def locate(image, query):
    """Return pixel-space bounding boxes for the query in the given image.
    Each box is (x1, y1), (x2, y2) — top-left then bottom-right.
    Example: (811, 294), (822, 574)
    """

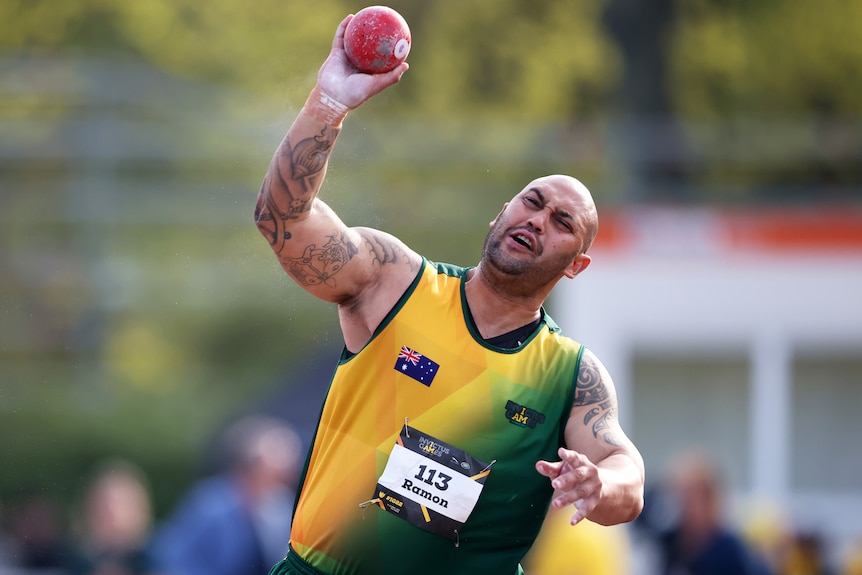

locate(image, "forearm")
(254, 86), (349, 254)
(254, 10), (408, 258)
(587, 452), (645, 526)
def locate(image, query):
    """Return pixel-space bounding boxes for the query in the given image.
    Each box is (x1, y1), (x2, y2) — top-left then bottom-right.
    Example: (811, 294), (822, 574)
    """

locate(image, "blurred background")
(1, 0), (861, 574)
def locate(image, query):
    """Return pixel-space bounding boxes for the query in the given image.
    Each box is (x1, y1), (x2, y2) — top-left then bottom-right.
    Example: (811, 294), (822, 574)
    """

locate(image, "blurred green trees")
(1, 0), (860, 516)
(671, 0), (862, 119)
(5, 0), (861, 121)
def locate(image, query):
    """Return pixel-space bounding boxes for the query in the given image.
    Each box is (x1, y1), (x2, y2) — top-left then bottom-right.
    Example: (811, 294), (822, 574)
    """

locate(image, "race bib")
(369, 425), (491, 540)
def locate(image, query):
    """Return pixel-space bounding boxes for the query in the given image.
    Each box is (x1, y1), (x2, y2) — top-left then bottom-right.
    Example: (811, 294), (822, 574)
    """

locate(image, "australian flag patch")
(394, 346), (439, 387)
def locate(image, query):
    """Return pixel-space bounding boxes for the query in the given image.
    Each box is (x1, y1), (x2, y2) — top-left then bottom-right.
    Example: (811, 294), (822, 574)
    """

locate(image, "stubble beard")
(481, 222), (567, 290)
(483, 234), (532, 276)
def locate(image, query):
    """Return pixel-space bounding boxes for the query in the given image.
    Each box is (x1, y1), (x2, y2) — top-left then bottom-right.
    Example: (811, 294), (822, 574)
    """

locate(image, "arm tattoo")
(254, 185), (294, 253)
(281, 232), (358, 288)
(255, 127), (337, 252)
(291, 128), (334, 194)
(575, 354), (622, 447)
(574, 358), (608, 406)
(360, 229), (420, 271)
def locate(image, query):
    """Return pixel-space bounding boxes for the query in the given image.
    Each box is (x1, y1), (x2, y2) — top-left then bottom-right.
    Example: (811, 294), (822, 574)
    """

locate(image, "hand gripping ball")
(343, 6), (411, 74)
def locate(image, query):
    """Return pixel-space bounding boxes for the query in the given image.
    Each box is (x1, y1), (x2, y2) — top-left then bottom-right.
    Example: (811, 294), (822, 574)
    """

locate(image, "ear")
(563, 254), (591, 279)
(489, 202), (509, 228)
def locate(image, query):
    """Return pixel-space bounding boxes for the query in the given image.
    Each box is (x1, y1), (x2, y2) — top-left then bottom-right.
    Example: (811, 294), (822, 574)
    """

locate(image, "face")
(673, 466), (721, 530)
(482, 175), (595, 286)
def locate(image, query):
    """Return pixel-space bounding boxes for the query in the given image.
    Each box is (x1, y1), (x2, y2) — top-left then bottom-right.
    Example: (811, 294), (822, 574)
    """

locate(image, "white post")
(750, 331), (791, 502)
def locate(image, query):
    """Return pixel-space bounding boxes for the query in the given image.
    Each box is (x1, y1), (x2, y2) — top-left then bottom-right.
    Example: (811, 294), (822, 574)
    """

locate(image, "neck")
(465, 264), (548, 339)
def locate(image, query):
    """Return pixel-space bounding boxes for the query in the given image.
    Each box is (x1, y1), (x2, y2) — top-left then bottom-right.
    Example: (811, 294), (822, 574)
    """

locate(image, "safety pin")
(358, 498), (381, 508)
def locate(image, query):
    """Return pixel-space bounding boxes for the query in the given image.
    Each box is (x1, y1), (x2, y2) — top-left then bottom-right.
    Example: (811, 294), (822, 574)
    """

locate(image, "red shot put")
(343, 6), (411, 74)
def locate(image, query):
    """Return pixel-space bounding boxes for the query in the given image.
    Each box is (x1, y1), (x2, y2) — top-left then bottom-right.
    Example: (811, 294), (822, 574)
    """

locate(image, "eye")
(524, 196), (540, 207)
(555, 217), (574, 233)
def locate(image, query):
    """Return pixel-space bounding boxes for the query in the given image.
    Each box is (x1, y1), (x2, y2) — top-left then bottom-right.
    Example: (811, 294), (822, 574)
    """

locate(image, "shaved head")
(517, 175), (598, 255)
(479, 174), (598, 293)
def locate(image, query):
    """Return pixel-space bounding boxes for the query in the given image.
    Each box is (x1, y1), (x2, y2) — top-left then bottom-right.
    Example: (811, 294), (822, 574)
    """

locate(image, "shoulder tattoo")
(359, 229), (419, 271)
(575, 353), (624, 447)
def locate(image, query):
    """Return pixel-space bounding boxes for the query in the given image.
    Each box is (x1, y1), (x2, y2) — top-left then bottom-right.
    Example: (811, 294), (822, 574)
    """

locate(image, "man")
(151, 417), (301, 575)
(657, 452), (771, 575)
(254, 14), (645, 575)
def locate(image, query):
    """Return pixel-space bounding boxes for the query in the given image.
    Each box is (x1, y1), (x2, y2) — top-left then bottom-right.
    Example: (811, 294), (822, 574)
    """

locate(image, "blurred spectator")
(521, 505), (632, 575)
(842, 538), (862, 575)
(151, 415), (301, 575)
(781, 531), (835, 575)
(656, 451), (772, 575)
(8, 493), (69, 570)
(0, 500), (18, 567)
(741, 500), (791, 575)
(66, 459), (157, 575)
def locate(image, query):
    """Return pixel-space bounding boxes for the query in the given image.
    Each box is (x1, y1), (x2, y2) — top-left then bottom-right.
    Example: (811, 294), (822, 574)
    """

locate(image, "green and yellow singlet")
(284, 259), (584, 575)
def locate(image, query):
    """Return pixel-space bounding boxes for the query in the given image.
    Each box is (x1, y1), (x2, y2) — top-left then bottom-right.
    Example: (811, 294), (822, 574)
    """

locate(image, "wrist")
(303, 85), (350, 127)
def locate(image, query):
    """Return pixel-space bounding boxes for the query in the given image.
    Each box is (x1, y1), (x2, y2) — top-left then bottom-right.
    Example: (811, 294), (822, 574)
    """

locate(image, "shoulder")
(339, 227), (422, 311)
(566, 346), (629, 449)
(539, 313), (586, 363)
(353, 227), (422, 271)
(702, 529), (767, 572)
(710, 528), (754, 554)
(338, 245), (425, 351)
(183, 476), (241, 511)
(425, 259), (470, 278)
(575, 348), (612, 391)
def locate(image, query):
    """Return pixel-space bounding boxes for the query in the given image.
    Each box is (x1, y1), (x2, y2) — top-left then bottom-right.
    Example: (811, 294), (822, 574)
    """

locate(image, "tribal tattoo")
(291, 128), (333, 194)
(575, 354), (624, 447)
(359, 229), (420, 271)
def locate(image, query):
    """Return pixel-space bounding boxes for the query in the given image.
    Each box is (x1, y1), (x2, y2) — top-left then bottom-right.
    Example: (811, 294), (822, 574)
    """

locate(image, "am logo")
(505, 400), (546, 428)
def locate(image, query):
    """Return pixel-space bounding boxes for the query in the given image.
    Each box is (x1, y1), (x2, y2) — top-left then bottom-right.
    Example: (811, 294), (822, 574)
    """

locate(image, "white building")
(555, 206), (862, 563)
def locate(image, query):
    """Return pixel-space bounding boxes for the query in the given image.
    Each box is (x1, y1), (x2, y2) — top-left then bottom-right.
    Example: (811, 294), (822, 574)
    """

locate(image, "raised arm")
(536, 348), (645, 526)
(254, 16), (421, 344)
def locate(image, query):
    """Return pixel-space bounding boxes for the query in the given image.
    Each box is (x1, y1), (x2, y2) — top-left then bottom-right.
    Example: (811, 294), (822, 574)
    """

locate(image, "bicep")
(268, 202), (420, 305)
(268, 199), (364, 302)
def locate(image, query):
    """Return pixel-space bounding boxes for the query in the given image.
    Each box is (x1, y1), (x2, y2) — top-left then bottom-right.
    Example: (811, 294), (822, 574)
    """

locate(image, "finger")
(388, 61), (410, 82)
(556, 465), (600, 499)
(554, 487), (599, 520)
(369, 62), (409, 90)
(551, 461), (588, 491)
(535, 459), (564, 479)
(332, 15), (353, 51)
(558, 447), (586, 468)
(568, 499), (589, 526)
(552, 485), (591, 508)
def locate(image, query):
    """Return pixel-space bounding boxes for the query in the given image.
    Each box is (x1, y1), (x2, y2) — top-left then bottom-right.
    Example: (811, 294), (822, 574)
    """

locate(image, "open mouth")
(511, 232), (534, 251)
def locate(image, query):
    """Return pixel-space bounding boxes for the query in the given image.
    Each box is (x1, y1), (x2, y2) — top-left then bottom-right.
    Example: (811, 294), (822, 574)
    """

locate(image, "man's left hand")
(536, 447), (603, 525)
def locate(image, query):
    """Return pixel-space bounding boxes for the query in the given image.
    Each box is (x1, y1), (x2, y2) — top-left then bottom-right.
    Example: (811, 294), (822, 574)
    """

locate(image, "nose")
(525, 212), (546, 234)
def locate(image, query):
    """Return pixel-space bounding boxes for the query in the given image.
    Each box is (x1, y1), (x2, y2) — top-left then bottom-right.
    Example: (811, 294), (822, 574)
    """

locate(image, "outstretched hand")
(536, 448), (603, 526)
(317, 15), (409, 110)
